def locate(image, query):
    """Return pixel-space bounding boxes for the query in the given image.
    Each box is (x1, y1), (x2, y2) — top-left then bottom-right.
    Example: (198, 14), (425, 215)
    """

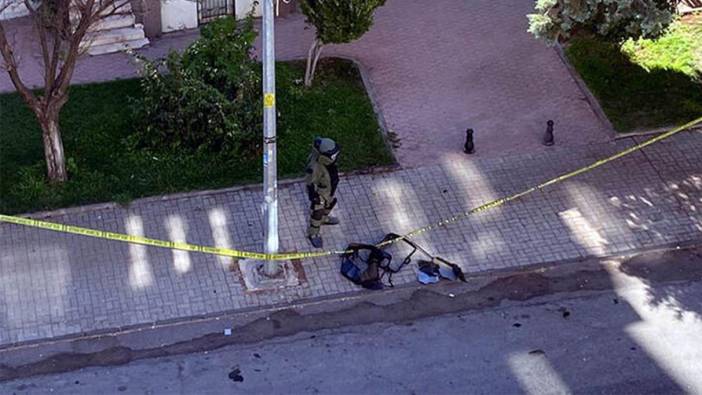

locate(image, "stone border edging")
(8, 57), (401, 220)
(614, 124), (702, 140)
(553, 42), (702, 140)
(552, 42), (617, 136)
(333, 55), (399, 167)
(15, 164), (401, 220)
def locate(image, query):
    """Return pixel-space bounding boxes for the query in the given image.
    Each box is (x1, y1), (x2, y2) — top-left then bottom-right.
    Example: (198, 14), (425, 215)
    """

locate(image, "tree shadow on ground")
(566, 37), (702, 133)
(619, 247), (702, 321)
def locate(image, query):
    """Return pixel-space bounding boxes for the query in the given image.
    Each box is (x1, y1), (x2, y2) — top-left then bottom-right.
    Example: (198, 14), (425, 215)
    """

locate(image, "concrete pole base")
(238, 259), (300, 291)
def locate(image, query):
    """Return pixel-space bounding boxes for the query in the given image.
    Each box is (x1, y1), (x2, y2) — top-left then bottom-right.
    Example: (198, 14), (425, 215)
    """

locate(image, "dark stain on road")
(228, 367), (244, 383)
(2, 245), (701, 382)
(560, 307), (571, 319)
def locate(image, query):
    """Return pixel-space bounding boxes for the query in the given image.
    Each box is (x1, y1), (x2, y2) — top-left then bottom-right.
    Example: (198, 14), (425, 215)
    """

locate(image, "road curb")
(2, 239), (700, 381)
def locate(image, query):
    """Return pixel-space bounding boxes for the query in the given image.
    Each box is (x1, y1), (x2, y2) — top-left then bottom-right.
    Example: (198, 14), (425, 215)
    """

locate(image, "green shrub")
(132, 15), (262, 156)
(299, 0), (386, 86)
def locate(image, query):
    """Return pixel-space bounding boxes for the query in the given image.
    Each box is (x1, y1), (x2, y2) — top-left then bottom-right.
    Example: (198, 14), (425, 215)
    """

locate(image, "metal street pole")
(262, 0), (280, 276)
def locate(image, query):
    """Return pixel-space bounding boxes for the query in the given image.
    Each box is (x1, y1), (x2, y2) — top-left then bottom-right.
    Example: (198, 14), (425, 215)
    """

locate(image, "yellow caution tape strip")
(377, 115), (702, 249)
(0, 213), (335, 261)
(1, 116), (701, 260)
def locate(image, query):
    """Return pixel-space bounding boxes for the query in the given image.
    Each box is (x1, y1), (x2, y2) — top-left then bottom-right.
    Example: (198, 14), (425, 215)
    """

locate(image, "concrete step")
(678, 0), (702, 13)
(87, 37), (149, 56)
(83, 25), (145, 47)
(88, 13), (136, 31)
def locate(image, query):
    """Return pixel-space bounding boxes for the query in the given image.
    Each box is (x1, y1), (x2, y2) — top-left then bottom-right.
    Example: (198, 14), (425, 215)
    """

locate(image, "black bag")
(340, 243), (392, 290)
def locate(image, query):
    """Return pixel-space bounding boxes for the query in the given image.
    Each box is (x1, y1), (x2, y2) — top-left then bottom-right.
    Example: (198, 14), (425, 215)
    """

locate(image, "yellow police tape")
(1, 116), (701, 261)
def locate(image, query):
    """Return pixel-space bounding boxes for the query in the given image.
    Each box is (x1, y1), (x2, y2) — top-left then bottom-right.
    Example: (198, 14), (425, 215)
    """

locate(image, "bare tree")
(0, 0), (130, 182)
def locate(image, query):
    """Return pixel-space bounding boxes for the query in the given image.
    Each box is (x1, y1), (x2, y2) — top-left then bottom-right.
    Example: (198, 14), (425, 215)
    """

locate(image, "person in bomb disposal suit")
(305, 137), (341, 248)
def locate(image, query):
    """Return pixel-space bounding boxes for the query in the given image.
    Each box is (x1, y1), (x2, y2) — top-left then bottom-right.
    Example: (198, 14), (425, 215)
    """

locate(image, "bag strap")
(381, 233), (467, 283)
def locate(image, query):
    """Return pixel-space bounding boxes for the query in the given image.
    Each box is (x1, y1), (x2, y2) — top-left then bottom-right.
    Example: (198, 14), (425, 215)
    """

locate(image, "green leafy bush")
(299, 0), (386, 86)
(132, 15), (262, 156)
(1, 60), (392, 214)
(528, 0), (676, 45)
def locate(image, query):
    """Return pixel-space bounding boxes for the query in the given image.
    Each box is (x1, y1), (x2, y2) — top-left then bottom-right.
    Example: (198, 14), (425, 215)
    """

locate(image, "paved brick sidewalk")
(1, 132), (701, 347)
(0, 0), (608, 166)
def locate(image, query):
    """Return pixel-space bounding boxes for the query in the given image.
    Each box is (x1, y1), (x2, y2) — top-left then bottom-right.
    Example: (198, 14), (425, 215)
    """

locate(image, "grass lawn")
(566, 21), (702, 132)
(0, 59), (394, 214)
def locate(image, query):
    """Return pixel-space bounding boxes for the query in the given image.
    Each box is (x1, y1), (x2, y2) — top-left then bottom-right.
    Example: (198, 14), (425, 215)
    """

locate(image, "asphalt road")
(3, 249), (702, 395)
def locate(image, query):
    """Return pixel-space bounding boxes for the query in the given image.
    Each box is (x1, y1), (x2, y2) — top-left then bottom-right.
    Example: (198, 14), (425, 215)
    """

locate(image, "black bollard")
(464, 128), (475, 154)
(543, 120), (554, 146)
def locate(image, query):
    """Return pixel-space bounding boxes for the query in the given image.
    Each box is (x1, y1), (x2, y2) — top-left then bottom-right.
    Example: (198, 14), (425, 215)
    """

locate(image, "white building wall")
(0, 1), (29, 20)
(161, 0), (198, 32)
(236, 0), (261, 18)
(160, 0), (281, 33)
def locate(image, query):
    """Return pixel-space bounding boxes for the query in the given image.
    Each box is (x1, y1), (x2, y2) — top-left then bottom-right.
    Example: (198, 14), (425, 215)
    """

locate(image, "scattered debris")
(229, 367), (244, 382)
(253, 353), (261, 359)
(513, 323), (522, 328)
(224, 328), (232, 336)
(613, 298), (619, 304)
(559, 307), (571, 319)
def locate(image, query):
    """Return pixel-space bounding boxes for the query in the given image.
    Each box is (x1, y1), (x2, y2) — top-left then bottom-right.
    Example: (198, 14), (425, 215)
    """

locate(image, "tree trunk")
(310, 42), (324, 84)
(304, 38), (324, 87)
(39, 113), (68, 183)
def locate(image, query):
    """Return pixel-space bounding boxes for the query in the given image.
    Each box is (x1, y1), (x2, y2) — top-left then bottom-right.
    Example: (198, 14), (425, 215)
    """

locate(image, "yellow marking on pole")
(264, 93), (275, 108)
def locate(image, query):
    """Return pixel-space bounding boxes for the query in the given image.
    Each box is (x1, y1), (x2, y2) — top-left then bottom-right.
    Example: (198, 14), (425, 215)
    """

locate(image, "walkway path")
(1, 132), (700, 346)
(0, 0), (609, 166)
(1, 0), (699, 349)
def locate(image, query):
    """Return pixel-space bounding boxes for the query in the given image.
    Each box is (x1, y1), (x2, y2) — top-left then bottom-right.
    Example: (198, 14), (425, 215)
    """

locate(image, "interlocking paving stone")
(1, 133), (701, 346)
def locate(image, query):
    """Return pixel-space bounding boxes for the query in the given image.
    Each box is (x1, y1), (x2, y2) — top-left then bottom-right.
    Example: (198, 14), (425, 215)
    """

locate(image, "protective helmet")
(314, 137), (340, 162)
